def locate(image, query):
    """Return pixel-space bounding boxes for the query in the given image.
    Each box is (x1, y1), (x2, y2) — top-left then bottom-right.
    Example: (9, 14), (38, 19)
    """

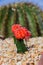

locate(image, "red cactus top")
(12, 24), (31, 40)
(12, 24), (21, 32)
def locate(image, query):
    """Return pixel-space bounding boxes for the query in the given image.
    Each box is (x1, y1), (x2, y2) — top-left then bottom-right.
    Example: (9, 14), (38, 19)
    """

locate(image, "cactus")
(4, 6), (16, 37)
(17, 6), (27, 27)
(0, 6), (8, 36)
(28, 5), (43, 36)
(23, 4), (43, 36)
(23, 4), (38, 37)
(0, 3), (43, 38)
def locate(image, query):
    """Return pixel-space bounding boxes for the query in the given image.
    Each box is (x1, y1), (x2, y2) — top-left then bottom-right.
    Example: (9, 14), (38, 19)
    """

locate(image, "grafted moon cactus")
(0, 3), (43, 38)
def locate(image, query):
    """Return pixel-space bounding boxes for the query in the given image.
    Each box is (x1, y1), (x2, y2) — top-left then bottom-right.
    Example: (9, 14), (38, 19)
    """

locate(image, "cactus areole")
(12, 24), (31, 53)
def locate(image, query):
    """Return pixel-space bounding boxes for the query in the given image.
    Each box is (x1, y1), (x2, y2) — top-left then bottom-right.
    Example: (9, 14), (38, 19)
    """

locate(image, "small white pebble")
(16, 61), (22, 65)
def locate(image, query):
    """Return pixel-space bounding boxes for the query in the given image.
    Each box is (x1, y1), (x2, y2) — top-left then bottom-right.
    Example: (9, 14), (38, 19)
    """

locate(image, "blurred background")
(0, 0), (43, 10)
(0, 0), (43, 38)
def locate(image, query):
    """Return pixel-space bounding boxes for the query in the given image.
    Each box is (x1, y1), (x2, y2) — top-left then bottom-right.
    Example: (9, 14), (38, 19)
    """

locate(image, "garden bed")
(0, 37), (43, 65)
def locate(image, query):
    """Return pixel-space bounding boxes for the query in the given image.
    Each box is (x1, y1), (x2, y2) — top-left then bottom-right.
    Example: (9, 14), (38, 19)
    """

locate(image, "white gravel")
(0, 37), (43, 65)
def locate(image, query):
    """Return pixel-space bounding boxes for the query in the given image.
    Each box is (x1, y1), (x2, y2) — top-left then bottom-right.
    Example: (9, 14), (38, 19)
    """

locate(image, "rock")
(38, 53), (43, 65)
(0, 37), (43, 65)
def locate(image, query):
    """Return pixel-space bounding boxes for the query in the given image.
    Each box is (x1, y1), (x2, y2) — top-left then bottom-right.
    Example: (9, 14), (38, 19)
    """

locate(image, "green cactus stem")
(14, 37), (27, 53)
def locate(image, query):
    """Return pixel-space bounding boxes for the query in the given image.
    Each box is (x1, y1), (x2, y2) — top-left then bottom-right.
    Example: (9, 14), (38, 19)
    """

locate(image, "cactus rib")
(23, 4), (38, 37)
